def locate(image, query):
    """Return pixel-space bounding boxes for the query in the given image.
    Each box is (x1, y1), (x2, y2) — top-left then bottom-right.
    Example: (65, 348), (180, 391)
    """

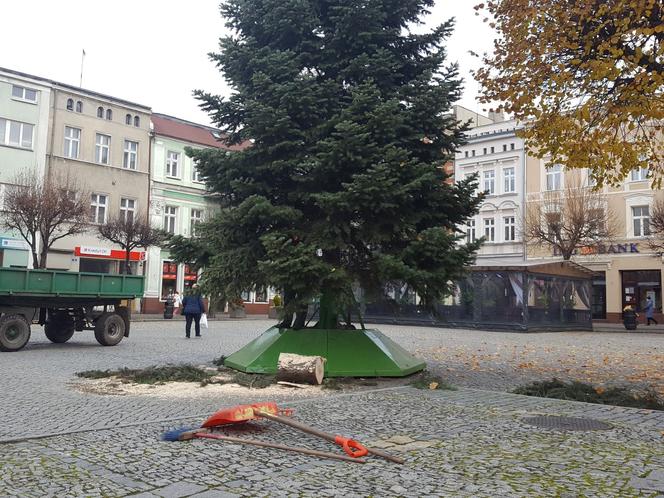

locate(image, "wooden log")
(276, 353), (325, 385)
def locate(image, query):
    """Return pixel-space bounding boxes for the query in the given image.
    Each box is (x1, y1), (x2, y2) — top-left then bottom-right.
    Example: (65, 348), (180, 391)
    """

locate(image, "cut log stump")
(277, 353), (326, 385)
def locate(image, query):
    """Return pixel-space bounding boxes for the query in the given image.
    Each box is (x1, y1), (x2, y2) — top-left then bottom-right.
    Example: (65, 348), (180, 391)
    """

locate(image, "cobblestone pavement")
(1, 387), (664, 497)
(3, 320), (664, 440)
(3, 320), (664, 496)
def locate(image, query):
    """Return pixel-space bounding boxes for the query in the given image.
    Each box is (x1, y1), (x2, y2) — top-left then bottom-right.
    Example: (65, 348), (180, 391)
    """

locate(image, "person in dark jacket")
(644, 296), (658, 325)
(181, 284), (206, 338)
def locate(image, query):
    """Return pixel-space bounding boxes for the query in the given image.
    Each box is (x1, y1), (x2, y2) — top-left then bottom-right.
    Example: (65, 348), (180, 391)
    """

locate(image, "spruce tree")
(172, 0), (483, 329)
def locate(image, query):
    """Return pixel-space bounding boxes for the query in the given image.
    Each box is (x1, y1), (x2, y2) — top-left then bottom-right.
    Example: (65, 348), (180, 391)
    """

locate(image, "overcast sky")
(1, 1), (495, 126)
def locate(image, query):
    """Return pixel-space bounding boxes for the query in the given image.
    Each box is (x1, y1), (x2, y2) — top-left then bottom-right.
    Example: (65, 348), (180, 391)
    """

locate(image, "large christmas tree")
(172, 0), (483, 376)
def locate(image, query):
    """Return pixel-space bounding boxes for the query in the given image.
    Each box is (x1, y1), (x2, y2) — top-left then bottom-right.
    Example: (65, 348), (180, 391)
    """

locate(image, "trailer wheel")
(0, 314), (31, 352)
(94, 313), (125, 346)
(44, 313), (75, 344)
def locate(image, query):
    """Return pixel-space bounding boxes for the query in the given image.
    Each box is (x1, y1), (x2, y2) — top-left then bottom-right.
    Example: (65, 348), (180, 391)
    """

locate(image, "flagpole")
(79, 49), (85, 87)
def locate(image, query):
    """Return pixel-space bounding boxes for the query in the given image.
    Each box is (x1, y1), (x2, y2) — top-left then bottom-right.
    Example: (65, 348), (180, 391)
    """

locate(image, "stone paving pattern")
(2, 388), (664, 497)
(2, 320), (664, 496)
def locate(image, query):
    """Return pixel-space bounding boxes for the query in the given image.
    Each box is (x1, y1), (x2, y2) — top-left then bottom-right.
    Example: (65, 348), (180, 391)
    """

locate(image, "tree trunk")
(292, 308), (307, 329)
(39, 246), (49, 269)
(318, 289), (338, 329)
(277, 287), (295, 328)
(276, 353), (325, 385)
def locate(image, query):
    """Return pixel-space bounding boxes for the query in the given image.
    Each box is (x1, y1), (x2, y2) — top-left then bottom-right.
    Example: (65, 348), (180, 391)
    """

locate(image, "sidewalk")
(593, 322), (664, 334)
(1, 386), (663, 497)
(131, 313), (270, 322)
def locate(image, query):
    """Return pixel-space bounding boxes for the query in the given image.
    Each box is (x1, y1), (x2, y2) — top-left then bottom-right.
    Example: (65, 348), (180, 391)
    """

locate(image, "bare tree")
(97, 211), (164, 274)
(648, 198), (664, 254)
(524, 178), (616, 260)
(2, 172), (89, 268)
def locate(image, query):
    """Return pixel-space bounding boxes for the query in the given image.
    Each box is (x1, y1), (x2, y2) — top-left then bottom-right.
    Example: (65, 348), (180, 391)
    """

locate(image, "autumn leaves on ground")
(410, 328), (664, 396)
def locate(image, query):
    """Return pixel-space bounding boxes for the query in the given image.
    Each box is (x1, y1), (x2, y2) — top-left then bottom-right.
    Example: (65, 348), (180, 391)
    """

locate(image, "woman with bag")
(182, 284), (207, 338)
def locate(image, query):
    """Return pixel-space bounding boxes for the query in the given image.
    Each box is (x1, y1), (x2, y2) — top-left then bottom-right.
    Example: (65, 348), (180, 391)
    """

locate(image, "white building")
(455, 112), (526, 262)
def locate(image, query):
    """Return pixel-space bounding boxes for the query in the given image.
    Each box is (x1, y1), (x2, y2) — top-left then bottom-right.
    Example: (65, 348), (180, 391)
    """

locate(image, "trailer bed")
(0, 268), (144, 299)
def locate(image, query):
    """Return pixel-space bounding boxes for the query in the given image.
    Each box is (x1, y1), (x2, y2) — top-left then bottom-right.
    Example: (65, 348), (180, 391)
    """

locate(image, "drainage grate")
(522, 415), (612, 431)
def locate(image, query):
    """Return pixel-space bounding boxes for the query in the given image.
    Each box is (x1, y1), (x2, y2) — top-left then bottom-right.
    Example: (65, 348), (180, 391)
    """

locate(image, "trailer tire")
(94, 313), (125, 346)
(0, 314), (31, 352)
(44, 313), (75, 344)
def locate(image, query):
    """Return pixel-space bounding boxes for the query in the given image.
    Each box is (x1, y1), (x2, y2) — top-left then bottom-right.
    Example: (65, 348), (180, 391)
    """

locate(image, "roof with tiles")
(151, 113), (247, 150)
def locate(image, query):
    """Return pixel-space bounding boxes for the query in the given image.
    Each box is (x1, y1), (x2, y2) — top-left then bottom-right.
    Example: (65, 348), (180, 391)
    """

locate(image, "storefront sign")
(75, 246), (144, 261)
(0, 238), (29, 250)
(78, 246), (112, 257)
(553, 243), (639, 257)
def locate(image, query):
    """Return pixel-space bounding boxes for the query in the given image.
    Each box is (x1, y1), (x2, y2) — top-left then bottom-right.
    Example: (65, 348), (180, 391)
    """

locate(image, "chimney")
(488, 109), (505, 123)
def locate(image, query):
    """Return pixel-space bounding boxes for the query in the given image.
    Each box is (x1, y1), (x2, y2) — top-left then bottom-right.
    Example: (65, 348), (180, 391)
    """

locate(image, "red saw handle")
(334, 436), (368, 458)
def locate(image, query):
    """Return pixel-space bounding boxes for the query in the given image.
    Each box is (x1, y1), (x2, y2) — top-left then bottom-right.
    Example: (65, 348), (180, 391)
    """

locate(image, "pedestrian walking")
(173, 291), (182, 315)
(644, 296), (658, 325)
(182, 284), (206, 338)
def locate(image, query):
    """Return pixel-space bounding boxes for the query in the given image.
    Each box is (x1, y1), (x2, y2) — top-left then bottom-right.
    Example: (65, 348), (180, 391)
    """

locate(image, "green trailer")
(0, 268), (144, 352)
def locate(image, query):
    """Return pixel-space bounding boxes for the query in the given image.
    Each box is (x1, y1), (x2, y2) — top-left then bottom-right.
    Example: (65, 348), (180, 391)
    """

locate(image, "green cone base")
(224, 327), (426, 377)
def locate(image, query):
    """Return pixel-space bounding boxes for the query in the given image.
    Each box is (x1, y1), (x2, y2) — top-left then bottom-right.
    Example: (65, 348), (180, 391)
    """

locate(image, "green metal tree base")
(224, 326), (426, 377)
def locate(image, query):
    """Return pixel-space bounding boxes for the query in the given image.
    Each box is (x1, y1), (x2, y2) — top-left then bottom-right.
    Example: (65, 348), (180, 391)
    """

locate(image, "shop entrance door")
(621, 270), (661, 314)
(591, 274), (606, 319)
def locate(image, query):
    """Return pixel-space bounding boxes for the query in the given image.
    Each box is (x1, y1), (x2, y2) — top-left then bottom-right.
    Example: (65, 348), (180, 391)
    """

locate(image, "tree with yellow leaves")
(474, 1), (664, 187)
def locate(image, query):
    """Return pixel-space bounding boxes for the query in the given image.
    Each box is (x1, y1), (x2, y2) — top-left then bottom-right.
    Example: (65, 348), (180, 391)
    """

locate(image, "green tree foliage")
(170, 0), (484, 327)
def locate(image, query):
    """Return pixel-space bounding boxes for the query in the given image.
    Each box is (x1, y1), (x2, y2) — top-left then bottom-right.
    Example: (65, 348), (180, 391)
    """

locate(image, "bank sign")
(553, 243), (639, 257)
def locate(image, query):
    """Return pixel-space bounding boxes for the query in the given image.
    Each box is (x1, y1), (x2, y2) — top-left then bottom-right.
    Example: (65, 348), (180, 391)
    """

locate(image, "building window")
(503, 167), (515, 193)
(0, 118), (34, 149)
(134, 116), (140, 127)
(166, 151), (180, 178)
(183, 264), (199, 291)
(631, 167), (649, 182)
(123, 140), (138, 169)
(120, 198), (136, 223)
(483, 170), (495, 194)
(510, 143), (515, 150)
(190, 209), (203, 236)
(632, 206), (650, 237)
(66, 98), (74, 111)
(90, 193), (107, 224)
(161, 261), (179, 299)
(466, 219), (476, 243)
(471, 150), (475, 157)
(546, 164), (562, 191)
(105, 109), (113, 121)
(95, 133), (111, 164)
(464, 151), (468, 158)
(125, 114), (132, 125)
(255, 287), (268, 303)
(546, 212), (562, 238)
(504, 216), (516, 241)
(164, 206), (177, 234)
(192, 162), (202, 183)
(483, 147), (487, 155)
(11, 85), (37, 103)
(490, 146), (495, 154)
(484, 218), (495, 242)
(64, 126), (81, 159)
(503, 144), (507, 152)
(97, 106), (104, 118)
(76, 101), (83, 113)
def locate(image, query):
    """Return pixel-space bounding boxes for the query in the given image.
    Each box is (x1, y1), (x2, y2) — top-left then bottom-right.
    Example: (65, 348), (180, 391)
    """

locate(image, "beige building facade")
(526, 158), (664, 323)
(44, 82), (152, 274)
